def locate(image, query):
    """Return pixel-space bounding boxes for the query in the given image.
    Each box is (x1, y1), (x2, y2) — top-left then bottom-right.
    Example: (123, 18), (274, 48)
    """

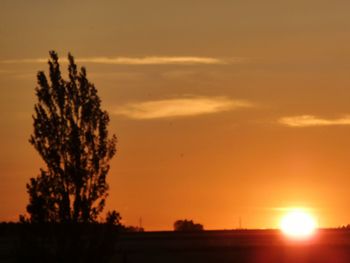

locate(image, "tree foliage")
(173, 219), (204, 232)
(26, 51), (117, 223)
(105, 210), (122, 226)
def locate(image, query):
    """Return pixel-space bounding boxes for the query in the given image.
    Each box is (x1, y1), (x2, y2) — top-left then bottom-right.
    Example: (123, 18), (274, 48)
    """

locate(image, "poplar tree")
(26, 51), (116, 223)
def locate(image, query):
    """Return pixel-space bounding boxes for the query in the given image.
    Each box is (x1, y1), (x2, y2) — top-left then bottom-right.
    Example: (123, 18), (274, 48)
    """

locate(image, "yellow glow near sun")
(280, 209), (317, 238)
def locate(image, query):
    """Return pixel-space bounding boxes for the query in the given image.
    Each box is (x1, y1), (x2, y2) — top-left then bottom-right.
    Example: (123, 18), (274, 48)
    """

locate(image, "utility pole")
(139, 217), (143, 230)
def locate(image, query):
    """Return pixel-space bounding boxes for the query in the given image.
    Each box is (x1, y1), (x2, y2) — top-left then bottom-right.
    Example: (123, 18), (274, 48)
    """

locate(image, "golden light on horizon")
(280, 209), (317, 239)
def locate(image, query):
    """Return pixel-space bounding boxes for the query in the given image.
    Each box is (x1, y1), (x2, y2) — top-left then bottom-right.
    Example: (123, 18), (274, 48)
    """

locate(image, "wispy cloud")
(113, 96), (253, 120)
(0, 69), (13, 74)
(279, 115), (350, 127)
(0, 56), (231, 65)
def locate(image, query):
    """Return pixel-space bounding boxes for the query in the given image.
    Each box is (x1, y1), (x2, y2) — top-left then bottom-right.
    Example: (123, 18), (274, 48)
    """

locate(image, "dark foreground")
(116, 229), (350, 263)
(1, 225), (350, 263)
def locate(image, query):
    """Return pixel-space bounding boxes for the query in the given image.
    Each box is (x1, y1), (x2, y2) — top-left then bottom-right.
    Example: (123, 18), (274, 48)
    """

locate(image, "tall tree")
(26, 51), (117, 223)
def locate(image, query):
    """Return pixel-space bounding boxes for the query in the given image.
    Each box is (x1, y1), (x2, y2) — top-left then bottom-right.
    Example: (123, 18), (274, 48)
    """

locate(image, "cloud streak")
(279, 115), (350, 127)
(0, 56), (230, 65)
(113, 96), (253, 120)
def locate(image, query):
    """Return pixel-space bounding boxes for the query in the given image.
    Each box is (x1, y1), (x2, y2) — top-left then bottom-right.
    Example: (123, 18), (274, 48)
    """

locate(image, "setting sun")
(280, 209), (317, 238)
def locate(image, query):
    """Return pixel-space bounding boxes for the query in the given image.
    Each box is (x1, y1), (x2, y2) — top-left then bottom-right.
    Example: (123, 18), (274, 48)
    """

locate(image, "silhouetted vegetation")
(25, 51), (117, 223)
(174, 219), (204, 232)
(5, 51), (148, 262)
(105, 210), (122, 226)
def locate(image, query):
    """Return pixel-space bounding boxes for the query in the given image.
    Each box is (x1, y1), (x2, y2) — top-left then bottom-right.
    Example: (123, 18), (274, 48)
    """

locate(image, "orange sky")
(1, 0), (350, 230)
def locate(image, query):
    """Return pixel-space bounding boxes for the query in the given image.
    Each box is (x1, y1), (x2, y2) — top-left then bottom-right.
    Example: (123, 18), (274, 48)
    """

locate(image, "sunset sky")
(1, 0), (350, 230)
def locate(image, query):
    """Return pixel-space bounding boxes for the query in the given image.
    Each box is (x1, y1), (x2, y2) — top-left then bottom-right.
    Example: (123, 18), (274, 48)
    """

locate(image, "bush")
(173, 219), (204, 232)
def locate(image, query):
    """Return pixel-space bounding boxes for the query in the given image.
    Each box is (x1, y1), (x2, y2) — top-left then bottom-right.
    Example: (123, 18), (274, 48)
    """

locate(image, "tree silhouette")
(173, 219), (204, 232)
(26, 51), (117, 223)
(105, 210), (122, 226)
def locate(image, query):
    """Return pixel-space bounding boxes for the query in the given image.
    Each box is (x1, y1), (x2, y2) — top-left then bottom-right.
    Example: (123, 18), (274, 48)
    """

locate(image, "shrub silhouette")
(174, 219), (204, 232)
(106, 210), (122, 226)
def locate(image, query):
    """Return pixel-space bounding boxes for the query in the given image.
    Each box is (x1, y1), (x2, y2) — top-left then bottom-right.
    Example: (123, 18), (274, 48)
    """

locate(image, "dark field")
(1, 226), (350, 262)
(115, 229), (350, 263)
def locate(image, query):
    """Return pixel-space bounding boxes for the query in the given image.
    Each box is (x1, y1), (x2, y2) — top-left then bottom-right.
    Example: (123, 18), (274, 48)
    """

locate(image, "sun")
(280, 209), (317, 238)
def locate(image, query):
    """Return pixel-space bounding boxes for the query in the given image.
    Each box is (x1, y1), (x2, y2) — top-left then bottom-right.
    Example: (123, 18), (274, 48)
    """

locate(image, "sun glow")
(280, 209), (317, 238)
